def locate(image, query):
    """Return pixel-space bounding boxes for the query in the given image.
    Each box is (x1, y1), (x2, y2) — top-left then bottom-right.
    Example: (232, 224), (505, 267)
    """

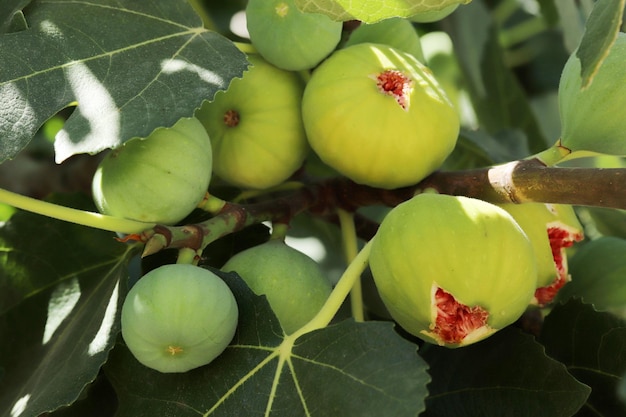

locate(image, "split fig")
(221, 239), (332, 334)
(301, 43), (459, 189)
(91, 117), (212, 225)
(498, 203), (583, 306)
(246, 0), (342, 71)
(369, 193), (537, 347)
(121, 264), (238, 373)
(195, 54), (308, 190)
(558, 32), (626, 156)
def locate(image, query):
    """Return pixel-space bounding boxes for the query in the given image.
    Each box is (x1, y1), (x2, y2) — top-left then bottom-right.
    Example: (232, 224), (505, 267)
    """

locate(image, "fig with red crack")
(195, 54), (307, 190)
(498, 203), (584, 306)
(369, 193), (537, 347)
(302, 43), (459, 189)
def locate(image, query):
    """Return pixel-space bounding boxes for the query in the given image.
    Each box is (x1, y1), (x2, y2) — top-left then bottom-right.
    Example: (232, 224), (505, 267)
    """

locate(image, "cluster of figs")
(88, 0), (626, 372)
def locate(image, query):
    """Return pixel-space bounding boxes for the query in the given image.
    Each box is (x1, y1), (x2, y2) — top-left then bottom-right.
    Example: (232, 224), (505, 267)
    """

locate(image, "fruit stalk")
(337, 209), (364, 322)
(0, 187), (154, 234)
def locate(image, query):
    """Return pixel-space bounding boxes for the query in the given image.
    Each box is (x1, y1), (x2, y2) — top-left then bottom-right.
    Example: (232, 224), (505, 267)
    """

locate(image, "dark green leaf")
(446, 0), (549, 153)
(420, 326), (589, 417)
(577, 0), (625, 88)
(0, 0), (248, 163)
(45, 373), (118, 417)
(106, 271), (430, 416)
(582, 207), (626, 239)
(0, 194), (137, 416)
(539, 299), (626, 416)
(0, 0), (30, 33)
(558, 237), (626, 315)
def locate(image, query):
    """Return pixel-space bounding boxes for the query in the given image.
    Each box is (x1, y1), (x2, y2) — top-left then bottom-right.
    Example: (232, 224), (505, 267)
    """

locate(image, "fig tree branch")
(141, 159), (626, 255)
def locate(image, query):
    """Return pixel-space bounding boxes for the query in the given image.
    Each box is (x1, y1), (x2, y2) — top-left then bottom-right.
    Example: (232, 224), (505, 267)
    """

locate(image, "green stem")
(499, 16), (548, 48)
(529, 141), (572, 166)
(233, 42), (258, 55)
(198, 192), (227, 214)
(177, 247), (200, 265)
(0, 188), (154, 234)
(289, 240), (372, 339)
(491, 0), (520, 26)
(270, 222), (289, 241)
(337, 209), (364, 322)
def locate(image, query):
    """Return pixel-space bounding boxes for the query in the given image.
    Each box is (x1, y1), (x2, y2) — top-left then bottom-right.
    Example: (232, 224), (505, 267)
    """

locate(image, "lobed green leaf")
(0, 0), (248, 163)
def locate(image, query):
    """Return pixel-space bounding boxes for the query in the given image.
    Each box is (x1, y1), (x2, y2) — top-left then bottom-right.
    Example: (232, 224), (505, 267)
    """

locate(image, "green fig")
(344, 18), (425, 63)
(246, 0), (342, 71)
(91, 117), (212, 225)
(498, 203), (584, 306)
(369, 194), (537, 347)
(558, 32), (626, 156)
(302, 43), (459, 189)
(121, 264), (238, 373)
(221, 240), (332, 334)
(195, 54), (308, 190)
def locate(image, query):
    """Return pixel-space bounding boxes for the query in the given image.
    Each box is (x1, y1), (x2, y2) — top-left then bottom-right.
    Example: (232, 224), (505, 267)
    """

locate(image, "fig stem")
(529, 141), (572, 166)
(177, 247), (200, 265)
(290, 240), (372, 337)
(233, 42), (258, 55)
(337, 209), (364, 322)
(0, 187), (155, 234)
(198, 192), (227, 214)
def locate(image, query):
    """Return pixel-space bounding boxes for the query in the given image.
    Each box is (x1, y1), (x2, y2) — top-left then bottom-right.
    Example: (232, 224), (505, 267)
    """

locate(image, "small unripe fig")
(246, 0), (342, 71)
(558, 33), (626, 156)
(498, 203), (583, 306)
(195, 54), (308, 190)
(409, 4), (460, 23)
(221, 240), (332, 334)
(121, 264), (238, 373)
(302, 43), (459, 189)
(344, 18), (425, 63)
(91, 117), (212, 225)
(369, 194), (537, 347)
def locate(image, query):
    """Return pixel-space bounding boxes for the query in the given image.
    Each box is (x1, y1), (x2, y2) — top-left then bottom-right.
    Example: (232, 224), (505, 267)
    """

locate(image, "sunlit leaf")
(106, 271), (430, 417)
(0, 0), (248, 163)
(0, 194), (138, 416)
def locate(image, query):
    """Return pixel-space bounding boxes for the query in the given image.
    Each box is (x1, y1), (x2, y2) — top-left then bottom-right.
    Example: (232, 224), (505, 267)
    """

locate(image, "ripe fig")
(344, 18), (425, 63)
(121, 264), (238, 373)
(498, 203), (584, 306)
(369, 193), (537, 347)
(301, 43), (459, 189)
(91, 117), (212, 225)
(221, 239), (332, 334)
(246, 0), (342, 71)
(195, 54), (308, 190)
(558, 33), (626, 156)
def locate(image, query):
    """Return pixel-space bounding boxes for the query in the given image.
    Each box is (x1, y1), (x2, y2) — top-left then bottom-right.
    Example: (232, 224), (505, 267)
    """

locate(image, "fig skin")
(559, 33), (626, 155)
(301, 43), (459, 189)
(246, 0), (342, 71)
(121, 264), (238, 373)
(369, 193), (537, 347)
(91, 117), (212, 225)
(195, 54), (308, 190)
(221, 240), (332, 334)
(344, 18), (425, 63)
(498, 203), (583, 303)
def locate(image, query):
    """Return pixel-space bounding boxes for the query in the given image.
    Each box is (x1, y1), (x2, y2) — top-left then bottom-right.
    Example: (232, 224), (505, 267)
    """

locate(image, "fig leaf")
(105, 270), (430, 417)
(0, 0), (248, 163)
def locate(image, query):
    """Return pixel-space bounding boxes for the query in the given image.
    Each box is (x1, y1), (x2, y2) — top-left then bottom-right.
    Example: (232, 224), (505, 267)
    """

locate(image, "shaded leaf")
(106, 271), (430, 416)
(0, 0), (30, 33)
(0, 194), (137, 416)
(582, 207), (626, 240)
(0, 0), (248, 163)
(446, 0), (549, 154)
(420, 326), (589, 417)
(576, 0), (625, 88)
(539, 299), (626, 416)
(553, 0), (587, 53)
(296, 0), (470, 23)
